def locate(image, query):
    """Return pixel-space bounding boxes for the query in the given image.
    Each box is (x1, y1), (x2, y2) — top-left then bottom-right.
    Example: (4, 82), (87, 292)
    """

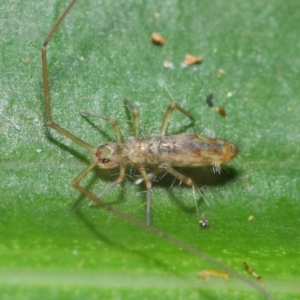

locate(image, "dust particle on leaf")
(184, 54), (202, 65)
(151, 33), (165, 45)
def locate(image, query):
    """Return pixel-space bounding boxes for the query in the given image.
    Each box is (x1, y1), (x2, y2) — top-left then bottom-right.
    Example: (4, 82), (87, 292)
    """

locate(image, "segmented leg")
(97, 162), (126, 197)
(124, 99), (140, 138)
(71, 161), (152, 229)
(138, 167), (153, 225)
(159, 164), (205, 215)
(41, 0), (94, 152)
(160, 103), (194, 136)
(80, 111), (122, 143)
(161, 165), (197, 187)
(136, 166), (200, 191)
(134, 168), (165, 185)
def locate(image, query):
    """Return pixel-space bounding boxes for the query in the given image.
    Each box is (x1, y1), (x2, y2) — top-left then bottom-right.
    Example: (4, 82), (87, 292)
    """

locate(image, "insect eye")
(100, 158), (110, 164)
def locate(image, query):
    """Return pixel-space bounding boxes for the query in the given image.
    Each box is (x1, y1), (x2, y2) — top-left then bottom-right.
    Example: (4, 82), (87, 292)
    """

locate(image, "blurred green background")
(0, 0), (299, 299)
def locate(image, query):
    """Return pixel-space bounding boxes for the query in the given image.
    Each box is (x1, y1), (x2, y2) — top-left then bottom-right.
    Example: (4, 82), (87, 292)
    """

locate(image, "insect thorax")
(124, 135), (186, 166)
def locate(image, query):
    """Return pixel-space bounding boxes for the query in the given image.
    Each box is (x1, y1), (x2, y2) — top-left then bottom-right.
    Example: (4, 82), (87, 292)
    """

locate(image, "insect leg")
(138, 167), (153, 225)
(134, 168), (165, 185)
(124, 99), (140, 138)
(160, 165), (199, 190)
(73, 162), (126, 203)
(97, 163), (126, 198)
(80, 111), (122, 143)
(159, 164), (205, 214)
(72, 161), (98, 189)
(42, 0), (94, 153)
(160, 103), (194, 136)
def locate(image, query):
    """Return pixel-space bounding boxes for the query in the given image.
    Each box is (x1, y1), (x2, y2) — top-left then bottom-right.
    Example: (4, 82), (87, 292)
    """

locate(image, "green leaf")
(1, 0), (299, 299)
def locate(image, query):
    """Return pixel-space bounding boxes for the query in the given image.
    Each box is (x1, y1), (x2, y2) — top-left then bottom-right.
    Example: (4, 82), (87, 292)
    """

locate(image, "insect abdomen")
(187, 134), (239, 167)
(173, 134), (239, 167)
(126, 134), (238, 167)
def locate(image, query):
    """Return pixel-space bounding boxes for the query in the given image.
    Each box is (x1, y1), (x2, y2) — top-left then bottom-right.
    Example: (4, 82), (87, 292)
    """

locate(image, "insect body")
(94, 134), (238, 170)
(42, 0), (238, 226)
(81, 102), (238, 225)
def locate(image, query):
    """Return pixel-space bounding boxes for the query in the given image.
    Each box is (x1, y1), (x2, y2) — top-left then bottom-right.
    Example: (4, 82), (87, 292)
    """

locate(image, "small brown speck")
(184, 54), (202, 65)
(151, 33), (165, 45)
(217, 107), (227, 118)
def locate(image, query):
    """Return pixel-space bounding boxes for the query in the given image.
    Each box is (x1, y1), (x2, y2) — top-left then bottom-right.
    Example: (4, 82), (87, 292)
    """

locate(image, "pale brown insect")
(41, 2), (272, 298)
(42, 0), (238, 226)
